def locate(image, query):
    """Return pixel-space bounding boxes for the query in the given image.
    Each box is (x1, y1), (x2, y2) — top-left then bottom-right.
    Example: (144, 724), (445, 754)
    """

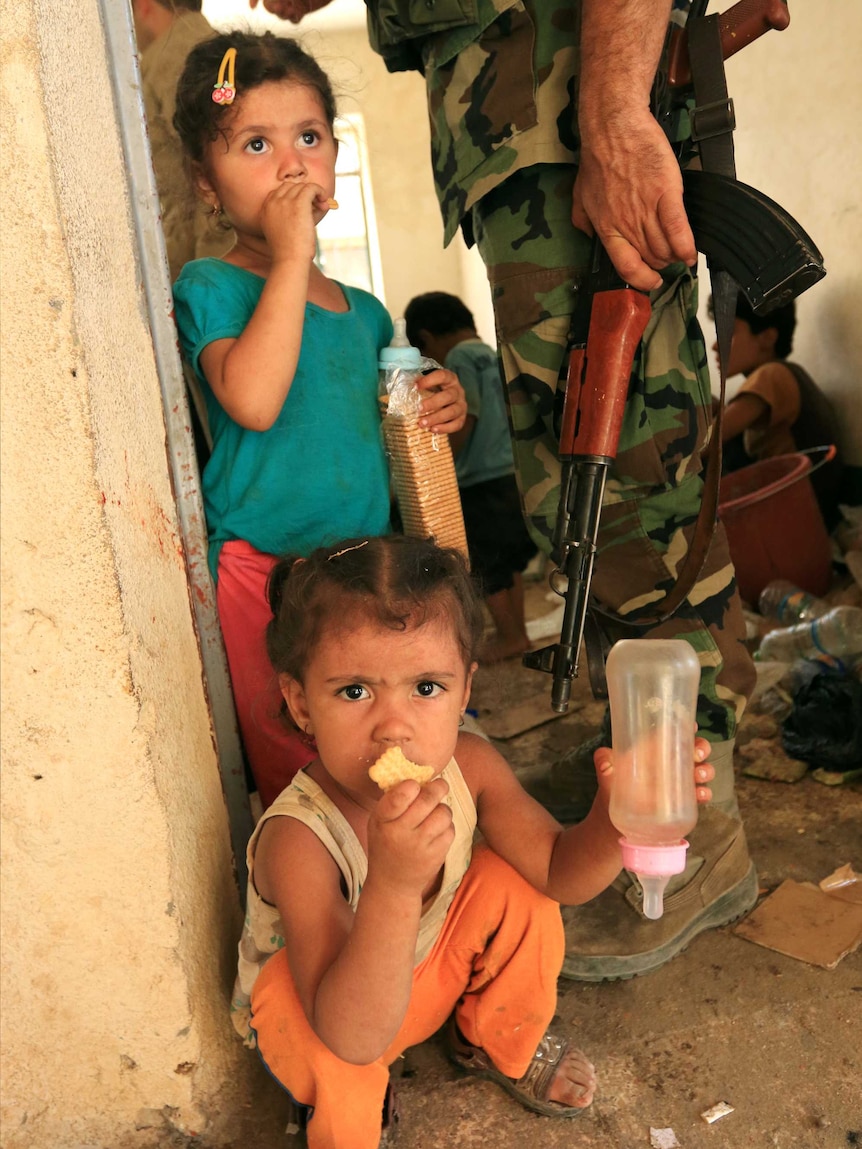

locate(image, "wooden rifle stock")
(667, 0), (789, 88)
(525, 0), (822, 712)
(559, 291), (652, 461)
(523, 265), (650, 712)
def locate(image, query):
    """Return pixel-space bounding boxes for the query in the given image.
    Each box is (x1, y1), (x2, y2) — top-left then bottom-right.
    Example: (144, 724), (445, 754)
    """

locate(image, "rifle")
(524, 0), (825, 712)
(522, 244), (650, 712)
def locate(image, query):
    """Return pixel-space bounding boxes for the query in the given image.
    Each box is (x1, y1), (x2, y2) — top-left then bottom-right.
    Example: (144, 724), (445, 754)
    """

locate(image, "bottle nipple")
(389, 317), (410, 347)
(620, 839), (690, 921)
(380, 317), (422, 370)
(638, 873), (671, 920)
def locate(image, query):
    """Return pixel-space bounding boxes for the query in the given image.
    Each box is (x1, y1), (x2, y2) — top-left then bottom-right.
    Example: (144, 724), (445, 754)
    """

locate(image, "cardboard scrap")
(811, 764), (862, 786)
(733, 871), (862, 969)
(739, 736), (808, 783)
(650, 1128), (681, 1149)
(477, 696), (568, 740)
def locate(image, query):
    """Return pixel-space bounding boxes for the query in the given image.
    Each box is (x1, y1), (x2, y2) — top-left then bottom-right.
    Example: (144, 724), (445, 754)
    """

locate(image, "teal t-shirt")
(173, 259), (394, 581)
(445, 339), (515, 488)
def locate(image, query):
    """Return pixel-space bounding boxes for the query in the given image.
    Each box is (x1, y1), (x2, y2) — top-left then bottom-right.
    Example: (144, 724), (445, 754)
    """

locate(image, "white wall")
(694, 1), (862, 464)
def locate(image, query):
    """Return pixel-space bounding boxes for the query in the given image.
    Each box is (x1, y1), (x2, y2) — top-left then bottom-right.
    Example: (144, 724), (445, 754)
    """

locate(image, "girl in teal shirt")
(172, 32), (466, 807)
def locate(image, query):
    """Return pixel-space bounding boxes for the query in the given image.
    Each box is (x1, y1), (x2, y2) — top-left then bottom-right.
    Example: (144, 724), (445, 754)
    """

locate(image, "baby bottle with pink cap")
(606, 638), (701, 920)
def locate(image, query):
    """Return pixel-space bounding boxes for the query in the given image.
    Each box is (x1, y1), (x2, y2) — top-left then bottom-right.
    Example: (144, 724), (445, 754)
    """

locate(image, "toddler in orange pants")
(251, 847), (563, 1148)
(229, 536), (716, 1146)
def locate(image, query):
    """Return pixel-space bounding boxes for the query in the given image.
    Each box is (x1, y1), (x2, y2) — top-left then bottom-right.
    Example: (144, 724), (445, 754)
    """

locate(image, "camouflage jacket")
(365, 0), (693, 247)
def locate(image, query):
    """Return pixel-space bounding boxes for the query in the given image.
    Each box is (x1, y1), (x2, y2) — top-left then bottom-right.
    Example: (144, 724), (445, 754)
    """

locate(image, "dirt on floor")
(225, 571), (862, 1149)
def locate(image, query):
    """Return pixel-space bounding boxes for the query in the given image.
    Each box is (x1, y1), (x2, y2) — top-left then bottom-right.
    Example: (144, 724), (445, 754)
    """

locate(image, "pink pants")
(250, 846), (565, 1149)
(216, 539), (315, 808)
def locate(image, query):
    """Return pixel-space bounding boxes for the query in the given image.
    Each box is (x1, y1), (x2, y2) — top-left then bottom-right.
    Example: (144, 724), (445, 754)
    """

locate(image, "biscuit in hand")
(369, 746), (435, 792)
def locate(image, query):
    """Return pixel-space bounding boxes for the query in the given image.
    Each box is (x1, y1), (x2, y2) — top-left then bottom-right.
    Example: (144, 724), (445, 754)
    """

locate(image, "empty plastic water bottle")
(758, 580), (828, 626)
(756, 605), (862, 663)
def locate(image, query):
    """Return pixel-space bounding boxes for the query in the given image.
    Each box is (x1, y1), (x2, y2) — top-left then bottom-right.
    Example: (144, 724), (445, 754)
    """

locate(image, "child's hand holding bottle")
(593, 734), (715, 805)
(415, 368), (468, 434)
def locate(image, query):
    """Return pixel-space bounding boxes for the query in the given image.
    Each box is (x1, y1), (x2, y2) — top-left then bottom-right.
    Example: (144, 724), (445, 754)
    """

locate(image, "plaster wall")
(0, 0), (260, 1143)
(695, 0), (862, 463)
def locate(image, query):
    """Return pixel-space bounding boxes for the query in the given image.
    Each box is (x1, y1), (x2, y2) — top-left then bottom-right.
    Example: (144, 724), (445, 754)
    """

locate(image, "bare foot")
(545, 1044), (596, 1109)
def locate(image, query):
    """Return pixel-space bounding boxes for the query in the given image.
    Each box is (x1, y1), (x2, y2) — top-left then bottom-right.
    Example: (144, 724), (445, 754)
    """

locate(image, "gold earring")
(210, 203), (223, 217)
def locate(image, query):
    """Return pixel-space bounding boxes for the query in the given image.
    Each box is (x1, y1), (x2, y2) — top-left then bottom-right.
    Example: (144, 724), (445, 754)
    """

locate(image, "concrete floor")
(231, 578), (862, 1149)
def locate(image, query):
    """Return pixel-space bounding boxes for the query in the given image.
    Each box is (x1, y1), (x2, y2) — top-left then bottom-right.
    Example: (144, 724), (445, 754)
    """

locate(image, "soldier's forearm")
(578, 0), (673, 136)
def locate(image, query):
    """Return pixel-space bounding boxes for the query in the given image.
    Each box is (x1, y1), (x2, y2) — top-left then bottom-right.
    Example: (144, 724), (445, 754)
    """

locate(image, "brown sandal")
(446, 1018), (591, 1118)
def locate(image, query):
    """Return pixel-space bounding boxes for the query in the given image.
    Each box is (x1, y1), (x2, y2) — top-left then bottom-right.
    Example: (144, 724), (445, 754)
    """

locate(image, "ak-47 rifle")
(522, 243), (650, 713)
(524, 0), (826, 712)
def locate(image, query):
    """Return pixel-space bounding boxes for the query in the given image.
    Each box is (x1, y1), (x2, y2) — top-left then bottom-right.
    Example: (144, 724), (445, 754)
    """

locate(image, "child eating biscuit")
(230, 534), (716, 1148)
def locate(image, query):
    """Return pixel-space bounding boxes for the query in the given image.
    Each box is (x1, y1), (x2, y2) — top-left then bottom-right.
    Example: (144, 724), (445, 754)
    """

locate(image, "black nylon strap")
(687, 13), (736, 178)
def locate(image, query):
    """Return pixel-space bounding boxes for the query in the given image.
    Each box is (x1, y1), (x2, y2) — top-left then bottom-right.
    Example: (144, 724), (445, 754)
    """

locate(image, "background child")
(231, 534), (716, 1148)
(405, 291), (539, 662)
(712, 295), (844, 530)
(171, 33), (466, 808)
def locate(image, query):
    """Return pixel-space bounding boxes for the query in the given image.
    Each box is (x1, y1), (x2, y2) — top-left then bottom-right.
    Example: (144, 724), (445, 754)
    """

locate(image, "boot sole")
(560, 861), (759, 982)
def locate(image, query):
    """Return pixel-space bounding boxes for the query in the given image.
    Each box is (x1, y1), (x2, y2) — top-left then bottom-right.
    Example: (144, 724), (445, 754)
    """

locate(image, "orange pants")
(250, 846), (565, 1149)
(216, 539), (315, 808)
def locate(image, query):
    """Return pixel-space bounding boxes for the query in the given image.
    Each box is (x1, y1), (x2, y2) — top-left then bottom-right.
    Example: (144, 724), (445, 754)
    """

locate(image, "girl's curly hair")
(174, 31), (337, 165)
(266, 535), (485, 682)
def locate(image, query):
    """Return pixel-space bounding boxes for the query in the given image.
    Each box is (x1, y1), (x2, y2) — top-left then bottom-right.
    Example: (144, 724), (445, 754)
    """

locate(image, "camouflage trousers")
(470, 164), (755, 742)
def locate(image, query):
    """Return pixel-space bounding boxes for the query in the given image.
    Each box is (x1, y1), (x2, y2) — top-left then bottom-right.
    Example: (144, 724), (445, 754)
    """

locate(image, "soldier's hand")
(572, 108), (697, 291)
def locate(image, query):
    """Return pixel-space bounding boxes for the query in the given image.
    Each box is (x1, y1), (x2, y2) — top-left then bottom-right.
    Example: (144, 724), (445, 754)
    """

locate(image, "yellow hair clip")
(212, 47), (237, 105)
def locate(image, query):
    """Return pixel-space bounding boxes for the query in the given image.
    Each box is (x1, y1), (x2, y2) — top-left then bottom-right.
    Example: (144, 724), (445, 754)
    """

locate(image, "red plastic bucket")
(718, 452), (832, 606)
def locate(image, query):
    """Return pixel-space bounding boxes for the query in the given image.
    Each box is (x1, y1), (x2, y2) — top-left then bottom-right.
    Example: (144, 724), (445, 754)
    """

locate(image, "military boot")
(560, 739), (758, 980)
(522, 711), (611, 824)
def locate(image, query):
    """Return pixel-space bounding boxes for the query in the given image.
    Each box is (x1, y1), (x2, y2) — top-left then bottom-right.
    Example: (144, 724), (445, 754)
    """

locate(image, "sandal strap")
(512, 1032), (568, 1104)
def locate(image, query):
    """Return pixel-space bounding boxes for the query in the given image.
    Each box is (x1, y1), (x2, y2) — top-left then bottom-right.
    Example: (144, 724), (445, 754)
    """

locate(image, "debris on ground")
(737, 736), (808, 783)
(738, 556), (862, 784)
(733, 866), (862, 969)
(649, 1127), (680, 1148)
(700, 1101), (735, 1124)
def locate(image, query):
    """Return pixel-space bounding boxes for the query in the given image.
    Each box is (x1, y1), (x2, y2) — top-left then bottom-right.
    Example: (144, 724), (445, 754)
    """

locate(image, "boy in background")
(713, 296), (844, 530)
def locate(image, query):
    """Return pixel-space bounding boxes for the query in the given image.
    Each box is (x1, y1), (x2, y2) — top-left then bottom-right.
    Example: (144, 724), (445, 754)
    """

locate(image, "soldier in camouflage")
(250, 0), (759, 982)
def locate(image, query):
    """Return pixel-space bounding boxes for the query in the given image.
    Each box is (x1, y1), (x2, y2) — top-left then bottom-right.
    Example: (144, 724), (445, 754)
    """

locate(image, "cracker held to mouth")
(369, 747), (435, 792)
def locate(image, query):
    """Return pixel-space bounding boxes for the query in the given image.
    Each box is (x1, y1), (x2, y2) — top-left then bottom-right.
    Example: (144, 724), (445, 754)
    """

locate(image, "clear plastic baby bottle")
(606, 638), (701, 920)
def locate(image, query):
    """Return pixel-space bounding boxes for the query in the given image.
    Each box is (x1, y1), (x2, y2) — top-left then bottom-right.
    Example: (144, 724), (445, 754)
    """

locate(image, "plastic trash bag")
(781, 673), (862, 770)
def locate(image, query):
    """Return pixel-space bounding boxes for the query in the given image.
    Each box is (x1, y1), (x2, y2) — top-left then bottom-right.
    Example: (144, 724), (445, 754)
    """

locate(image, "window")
(316, 113), (384, 301)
